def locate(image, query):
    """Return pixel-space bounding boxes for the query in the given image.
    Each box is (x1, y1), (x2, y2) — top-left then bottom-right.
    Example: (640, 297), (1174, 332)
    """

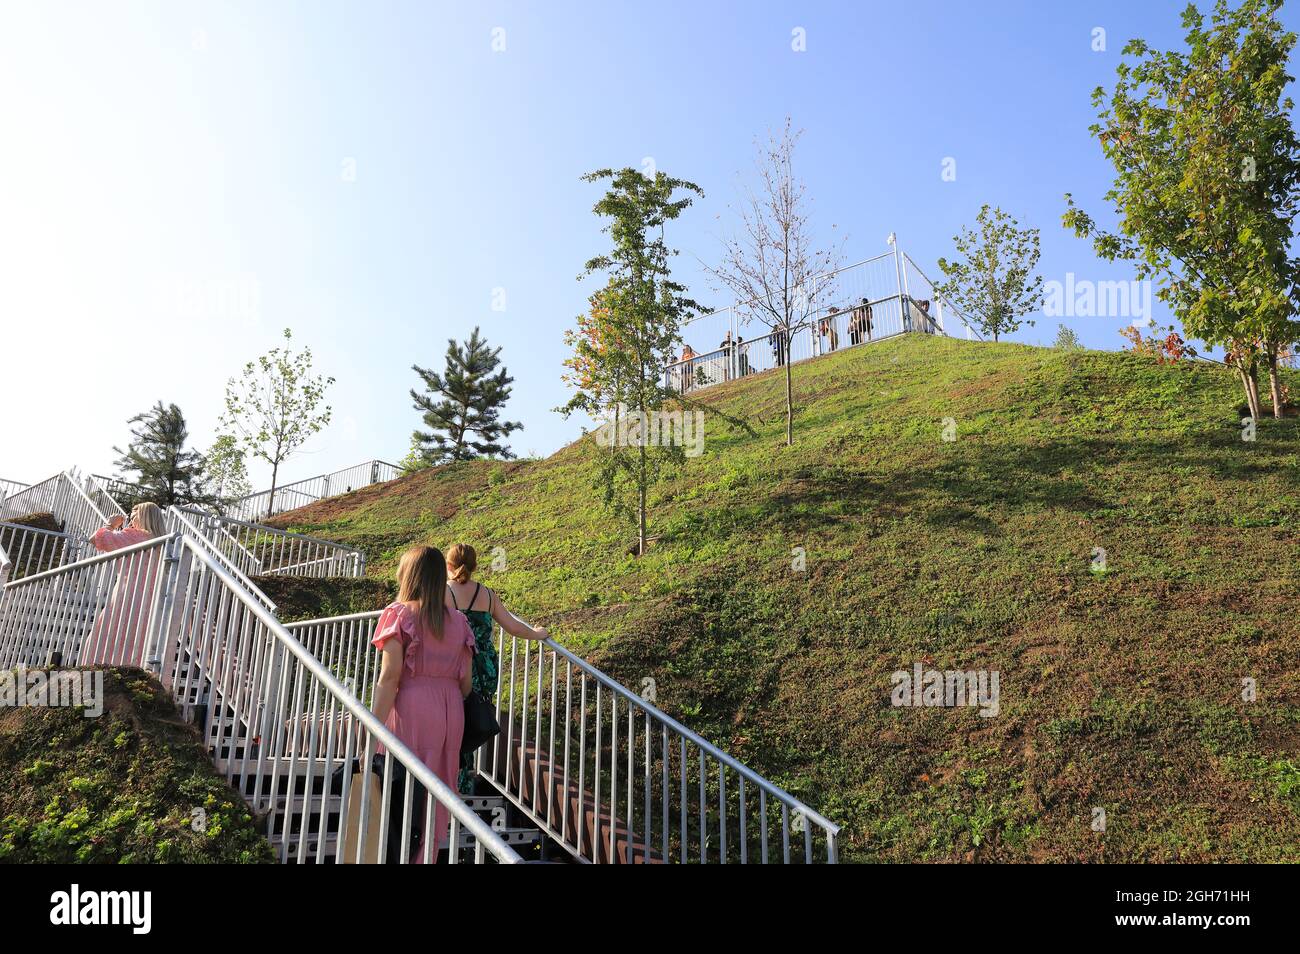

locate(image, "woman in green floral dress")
(445, 544), (549, 794)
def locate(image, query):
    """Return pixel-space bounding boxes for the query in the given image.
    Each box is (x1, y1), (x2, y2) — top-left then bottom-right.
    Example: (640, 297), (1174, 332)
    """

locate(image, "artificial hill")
(265, 333), (1300, 862)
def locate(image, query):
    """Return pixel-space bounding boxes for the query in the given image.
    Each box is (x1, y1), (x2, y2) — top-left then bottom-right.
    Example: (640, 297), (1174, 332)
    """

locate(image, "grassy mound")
(0, 667), (274, 863)
(272, 335), (1300, 862)
(255, 575), (394, 623)
(4, 511), (62, 534)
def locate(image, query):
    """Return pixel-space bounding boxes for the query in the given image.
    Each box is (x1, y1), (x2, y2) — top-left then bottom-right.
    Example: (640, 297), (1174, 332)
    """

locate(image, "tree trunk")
(784, 336), (794, 446)
(637, 442), (647, 556)
(267, 462), (279, 521)
(1265, 348), (1284, 418)
(1235, 359), (1262, 422)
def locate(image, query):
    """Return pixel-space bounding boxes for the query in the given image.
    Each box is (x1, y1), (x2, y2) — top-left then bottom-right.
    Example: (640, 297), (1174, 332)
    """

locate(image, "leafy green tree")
(113, 402), (208, 507)
(1053, 324), (1084, 350)
(1064, 0), (1300, 418)
(397, 435), (435, 475)
(562, 167), (703, 555)
(935, 204), (1043, 342)
(221, 328), (334, 518)
(204, 434), (251, 515)
(409, 327), (521, 464)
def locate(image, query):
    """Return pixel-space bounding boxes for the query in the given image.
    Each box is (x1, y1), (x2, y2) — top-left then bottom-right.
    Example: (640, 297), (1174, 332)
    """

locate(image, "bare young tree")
(707, 118), (843, 445)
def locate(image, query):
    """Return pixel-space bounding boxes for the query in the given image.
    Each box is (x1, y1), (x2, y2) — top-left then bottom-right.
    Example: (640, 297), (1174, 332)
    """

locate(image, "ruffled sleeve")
(372, 602), (421, 675)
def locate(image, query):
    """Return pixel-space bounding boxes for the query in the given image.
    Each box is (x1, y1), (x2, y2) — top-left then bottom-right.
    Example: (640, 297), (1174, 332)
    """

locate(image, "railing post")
(894, 243), (911, 332)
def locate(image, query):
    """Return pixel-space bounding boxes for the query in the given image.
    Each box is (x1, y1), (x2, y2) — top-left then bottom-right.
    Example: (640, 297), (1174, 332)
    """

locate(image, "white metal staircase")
(0, 470), (841, 863)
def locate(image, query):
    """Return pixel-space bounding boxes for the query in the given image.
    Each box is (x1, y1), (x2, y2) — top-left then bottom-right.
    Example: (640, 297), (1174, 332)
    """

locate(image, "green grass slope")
(0, 668), (274, 863)
(272, 334), (1300, 862)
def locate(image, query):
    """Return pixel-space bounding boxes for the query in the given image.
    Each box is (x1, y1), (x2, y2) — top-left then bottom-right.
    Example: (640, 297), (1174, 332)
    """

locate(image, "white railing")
(0, 541), (9, 591)
(0, 533), (523, 864)
(0, 519), (83, 581)
(82, 472), (128, 520)
(227, 460), (402, 521)
(91, 474), (150, 511)
(286, 609), (841, 864)
(0, 478), (30, 500)
(173, 506), (365, 579)
(0, 472), (114, 541)
(665, 243), (982, 396)
(165, 507), (278, 611)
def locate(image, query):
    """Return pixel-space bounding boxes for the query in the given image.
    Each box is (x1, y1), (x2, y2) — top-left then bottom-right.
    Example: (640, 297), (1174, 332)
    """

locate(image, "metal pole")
(893, 242), (910, 332)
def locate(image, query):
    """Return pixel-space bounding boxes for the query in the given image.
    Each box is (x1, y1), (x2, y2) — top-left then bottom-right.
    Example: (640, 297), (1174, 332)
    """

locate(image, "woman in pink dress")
(85, 502), (167, 665)
(371, 545), (474, 862)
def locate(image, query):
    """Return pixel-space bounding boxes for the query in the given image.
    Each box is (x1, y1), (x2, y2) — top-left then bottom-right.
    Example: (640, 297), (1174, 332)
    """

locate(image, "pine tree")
(113, 402), (209, 507)
(410, 327), (521, 464)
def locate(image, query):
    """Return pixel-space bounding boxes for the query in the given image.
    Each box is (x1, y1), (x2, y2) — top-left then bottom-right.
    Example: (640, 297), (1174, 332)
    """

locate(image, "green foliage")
(205, 434), (251, 514)
(398, 434), (435, 475)
(410, 327), (520, 464)
(221, 328), (334, 516)
(113, 401), (210, 507)
(0, 668), (273, 864)
(936, 204), (1043, 342)
(1053, 324), (1083, 350)
(1064, 0), (1300, 416)
(563, 166), (704, 551)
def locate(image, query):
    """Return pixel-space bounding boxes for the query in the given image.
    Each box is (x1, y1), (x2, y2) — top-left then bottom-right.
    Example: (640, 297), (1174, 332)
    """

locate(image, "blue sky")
(3, 1), (1291, 486)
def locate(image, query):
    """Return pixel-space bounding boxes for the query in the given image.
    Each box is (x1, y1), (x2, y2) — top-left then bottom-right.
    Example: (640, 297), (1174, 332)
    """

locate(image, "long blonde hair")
(446, 543), (477, 584)
(131, 502), (166, 538)
(396, 545), (447, 639)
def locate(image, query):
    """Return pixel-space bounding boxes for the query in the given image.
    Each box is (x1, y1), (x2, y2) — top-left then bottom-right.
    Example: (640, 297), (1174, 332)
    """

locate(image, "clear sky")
(2, 1), (1291, 488)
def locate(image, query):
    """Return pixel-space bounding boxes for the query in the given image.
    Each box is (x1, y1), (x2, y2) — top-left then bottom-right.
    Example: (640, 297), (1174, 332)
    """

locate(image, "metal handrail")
(487, 632), (840, 863)
(287, 608), (840, 863)
(0, 478), (30, 500)
(0, 532), (523, 864)
(165, 507), (277, 610)
(83, 473), (128, 518)
(227, 459), (402, 521)
(0, 471), (114, 541)
(691, 250), (898, 324)
(540, 635), (840, 840)
(169, 538), (522, 864)
(174, 506), (365, 579)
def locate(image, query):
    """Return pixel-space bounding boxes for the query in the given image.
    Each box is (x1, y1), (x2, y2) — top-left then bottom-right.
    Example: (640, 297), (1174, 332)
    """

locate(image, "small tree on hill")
(410, 327), (521, 464)
(935, 204), (1043, 342)
(562, 167), (702, 555)
(1064, 0), (1300, 418)
(706, 118), (844, 445)
(222, 328), (334, 518)
(204, 434), (251, 515)
(113, 402), (208, 507)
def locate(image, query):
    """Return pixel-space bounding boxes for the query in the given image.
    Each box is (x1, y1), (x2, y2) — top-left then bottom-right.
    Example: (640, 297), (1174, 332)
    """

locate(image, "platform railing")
(0, 534), (522, 865)
(665, 243), (981, 396)
(0, 478), (30, 500)
(227, 460), (402, 521)
(287, 609), (840, 864)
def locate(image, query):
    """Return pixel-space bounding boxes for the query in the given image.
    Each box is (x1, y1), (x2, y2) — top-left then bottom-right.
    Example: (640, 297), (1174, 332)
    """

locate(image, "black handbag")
(462, 690), (500, 754)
